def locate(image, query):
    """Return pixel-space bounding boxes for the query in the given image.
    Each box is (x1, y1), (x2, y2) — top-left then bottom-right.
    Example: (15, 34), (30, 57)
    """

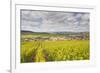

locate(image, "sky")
(20, 9), (90, 32)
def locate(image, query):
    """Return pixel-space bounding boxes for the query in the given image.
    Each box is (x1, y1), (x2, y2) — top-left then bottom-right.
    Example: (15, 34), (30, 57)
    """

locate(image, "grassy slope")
(21, 39), (89, 63)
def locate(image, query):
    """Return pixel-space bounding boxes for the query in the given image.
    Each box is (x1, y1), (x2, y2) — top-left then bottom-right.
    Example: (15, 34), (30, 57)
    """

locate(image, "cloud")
(21, 10), (90, 32)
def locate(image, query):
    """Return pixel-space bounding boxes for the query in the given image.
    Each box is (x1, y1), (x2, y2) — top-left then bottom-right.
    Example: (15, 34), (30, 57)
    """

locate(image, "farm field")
(20, 10), (90, 63)
(21, 32), (90, 63)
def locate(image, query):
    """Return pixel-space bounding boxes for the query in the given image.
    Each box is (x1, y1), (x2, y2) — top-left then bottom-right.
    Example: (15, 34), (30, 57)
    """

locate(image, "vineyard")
(21, 39), (89, 63)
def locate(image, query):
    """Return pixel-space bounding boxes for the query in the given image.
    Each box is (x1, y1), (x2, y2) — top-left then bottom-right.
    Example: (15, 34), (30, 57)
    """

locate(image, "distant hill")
(21, 30), (89, 35)
(21, 30), (50, 35)
(21, 30), (34, 34)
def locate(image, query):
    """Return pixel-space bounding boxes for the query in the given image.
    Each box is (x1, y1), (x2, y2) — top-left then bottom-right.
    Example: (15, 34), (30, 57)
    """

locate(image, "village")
(22, 33), (89, 42)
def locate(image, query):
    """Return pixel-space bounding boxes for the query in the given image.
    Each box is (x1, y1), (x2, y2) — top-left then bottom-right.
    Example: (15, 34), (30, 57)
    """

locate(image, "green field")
(21, 33), (89, 63)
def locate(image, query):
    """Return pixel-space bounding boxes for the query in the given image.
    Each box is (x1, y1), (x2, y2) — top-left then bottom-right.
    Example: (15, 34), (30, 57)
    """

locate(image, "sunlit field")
(21, 33), (89, 63)
(20, 9), (90, 63)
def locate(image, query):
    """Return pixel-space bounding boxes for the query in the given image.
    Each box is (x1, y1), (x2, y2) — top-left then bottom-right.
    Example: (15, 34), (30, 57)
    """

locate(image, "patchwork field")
(21, 32), (90, 63)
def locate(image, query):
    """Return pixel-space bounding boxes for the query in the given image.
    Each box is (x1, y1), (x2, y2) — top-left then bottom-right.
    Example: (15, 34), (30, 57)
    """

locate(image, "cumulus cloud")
(21, 9), (90, 32)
